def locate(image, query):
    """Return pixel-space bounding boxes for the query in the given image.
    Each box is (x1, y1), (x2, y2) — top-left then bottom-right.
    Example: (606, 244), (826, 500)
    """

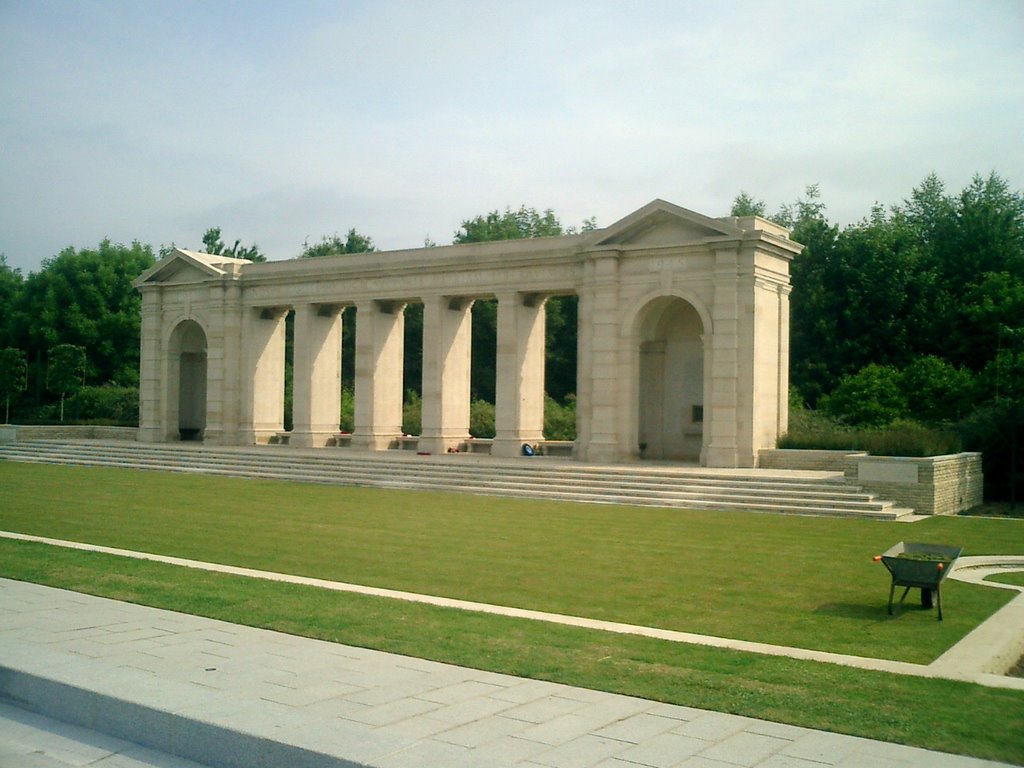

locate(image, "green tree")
(201, 227), (267, 262)
(0, 347), (27, 423)
(453, 206), (593, 402)
(454, 206), (565, 243)
(730, 191), (766, 217)
(454, 205), (595, 244)
(10, 240), (155, 390)
(900, 356), (976, 424)
(297, 230), (377, 395)
(905, 173), (1024, 371)
(47, 344), (87, 422)
(821, 363), (906, 427)
(300, 229), (377, 257)
(0, 255), (23, 347)
(779, 187), (841, 405)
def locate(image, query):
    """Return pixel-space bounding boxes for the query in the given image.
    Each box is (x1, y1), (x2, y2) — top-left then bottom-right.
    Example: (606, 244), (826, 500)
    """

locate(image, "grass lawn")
(989, 571), (1024, 588)
(2, 462), (1024, 763)
(2, 462), (1021, 663)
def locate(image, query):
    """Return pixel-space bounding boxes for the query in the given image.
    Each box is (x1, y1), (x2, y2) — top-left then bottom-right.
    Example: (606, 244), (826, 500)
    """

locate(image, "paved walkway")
(0, 579), (1016, 768)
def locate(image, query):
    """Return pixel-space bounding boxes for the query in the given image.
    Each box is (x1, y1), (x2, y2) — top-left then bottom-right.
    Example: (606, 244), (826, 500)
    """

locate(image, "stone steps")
(0, 440), (911, 520)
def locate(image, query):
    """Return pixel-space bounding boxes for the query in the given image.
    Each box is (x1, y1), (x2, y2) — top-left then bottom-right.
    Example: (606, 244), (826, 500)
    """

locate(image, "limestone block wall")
(854, 453), (983, 516)
(6, 425), (139, 441)
(757, 449), (863, 476)
(759, 449), (983, 515)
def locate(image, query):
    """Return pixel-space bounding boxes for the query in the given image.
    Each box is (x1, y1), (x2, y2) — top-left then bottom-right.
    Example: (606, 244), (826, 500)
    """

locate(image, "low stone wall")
(4, 425), (139, 442)
(759, 449), (984, 516)
(757, 449), (864, 477)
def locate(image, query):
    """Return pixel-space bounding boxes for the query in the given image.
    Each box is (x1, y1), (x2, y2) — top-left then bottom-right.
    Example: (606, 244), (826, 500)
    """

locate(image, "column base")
(418, 434), (470, 455)
(136, 426), (164, 443)
(290, 430), (337, 448)
(704, 445), (738, 468)
(491, 434), (544, 458)
(575, 439), (620, 463)
(240, 429), (281, 446)
(351, 432), (402, 451)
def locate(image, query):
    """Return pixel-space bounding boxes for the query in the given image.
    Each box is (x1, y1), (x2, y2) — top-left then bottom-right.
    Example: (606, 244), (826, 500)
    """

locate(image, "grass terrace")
(1, 462), (1023, 763)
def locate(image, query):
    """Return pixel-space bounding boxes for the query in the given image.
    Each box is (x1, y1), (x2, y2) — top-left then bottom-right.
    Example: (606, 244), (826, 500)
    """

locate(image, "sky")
(1, 0), (1022, 273)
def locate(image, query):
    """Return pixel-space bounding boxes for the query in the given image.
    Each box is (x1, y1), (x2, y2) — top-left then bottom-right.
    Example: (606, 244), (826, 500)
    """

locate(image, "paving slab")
(0, 700), (212, 767)
(0, 579), (1016, 768)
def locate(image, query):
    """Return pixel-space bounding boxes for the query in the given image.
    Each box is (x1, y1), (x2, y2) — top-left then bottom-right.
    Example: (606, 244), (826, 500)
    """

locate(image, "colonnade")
(235, 293), (546, 456)
(135, 200), (802, 467)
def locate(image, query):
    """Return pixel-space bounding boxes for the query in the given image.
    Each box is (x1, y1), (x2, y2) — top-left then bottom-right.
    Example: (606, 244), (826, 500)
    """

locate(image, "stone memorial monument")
(134, 199), (800, 467)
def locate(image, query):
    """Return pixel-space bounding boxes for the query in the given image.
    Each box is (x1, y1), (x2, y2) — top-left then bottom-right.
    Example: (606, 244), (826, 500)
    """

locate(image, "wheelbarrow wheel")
(921, 588), (934, 609)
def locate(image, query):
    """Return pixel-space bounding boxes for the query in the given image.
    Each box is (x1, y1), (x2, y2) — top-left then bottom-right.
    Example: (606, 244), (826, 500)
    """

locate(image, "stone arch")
(632, 296), (707, 461)
(166, 319), (208, 441)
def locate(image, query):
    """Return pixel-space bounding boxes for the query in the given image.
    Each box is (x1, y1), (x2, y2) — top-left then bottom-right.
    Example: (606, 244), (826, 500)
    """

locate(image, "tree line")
(1, 178), (1021, 499)
(732, 173), (1023, 501)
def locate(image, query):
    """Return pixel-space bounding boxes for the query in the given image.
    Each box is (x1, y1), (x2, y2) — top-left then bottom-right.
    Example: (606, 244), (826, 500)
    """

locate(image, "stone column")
(202, 281), (241, 445)
(240, 307), (287, 444)
(776, 284), (791, 441)
(706, 247), (740, 467)
(575, 252), (621, 462)
(419, 296), (473, 454)
(292, 303), (343, 447)
(492, 292), (546, 458)
(137, 287), (164, 442)
(216, 282), (244, 445)
(353, 300), (405, 450)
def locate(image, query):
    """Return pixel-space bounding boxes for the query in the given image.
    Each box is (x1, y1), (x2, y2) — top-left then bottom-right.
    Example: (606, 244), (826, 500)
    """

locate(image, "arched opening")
(637, 297), (704, 461)
(168, 320), (207, 441)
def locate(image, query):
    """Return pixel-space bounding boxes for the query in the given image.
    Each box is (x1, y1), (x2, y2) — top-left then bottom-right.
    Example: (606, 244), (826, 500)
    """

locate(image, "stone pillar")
(216, 282), (244, 445)
(137, 287), (164, 442)
(353, 300), (405, 450)
(776, 284), (791, 441)
(292, 303), (343, 447)
(575, 252), (621, 463)
(706, 247), (740, 467)
(240, 307), (287, 444)
(419, 296), (473, 454)
(202, 282), (241, 445)
(492, 292), (546, 458)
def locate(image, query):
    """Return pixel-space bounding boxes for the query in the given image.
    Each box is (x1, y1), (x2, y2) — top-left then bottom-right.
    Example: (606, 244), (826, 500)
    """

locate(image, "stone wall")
(6, 425), (139, 441)
(759, 449), (983, 515)
(757, 448), (863, 476)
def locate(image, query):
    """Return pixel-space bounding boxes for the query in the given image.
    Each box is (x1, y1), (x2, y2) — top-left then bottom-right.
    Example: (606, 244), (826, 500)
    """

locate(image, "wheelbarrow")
(874, 541), (962, 621)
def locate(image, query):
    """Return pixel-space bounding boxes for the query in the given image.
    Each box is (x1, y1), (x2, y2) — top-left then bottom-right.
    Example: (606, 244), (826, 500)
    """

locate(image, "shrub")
(469, 399), (495, 438)
(64, 385), (139, 425)
(544, 394), (576, 440)
(822, 364), (905, 427)
(779, 412), (961, 457)
(402, 390), (421, 435)
(959, 399), (1024, 501)
(856, 420), (961, 457)
(901, 356), (976, 424)
(340, 387), (355, 432)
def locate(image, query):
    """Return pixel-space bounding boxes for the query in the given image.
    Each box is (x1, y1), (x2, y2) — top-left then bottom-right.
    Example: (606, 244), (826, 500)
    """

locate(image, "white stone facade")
(133, 200), (800, 467)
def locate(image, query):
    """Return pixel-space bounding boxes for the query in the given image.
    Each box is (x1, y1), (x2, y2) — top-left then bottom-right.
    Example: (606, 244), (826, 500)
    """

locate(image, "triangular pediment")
(133, 248), (247, 287)
(589, 199), (743, 248)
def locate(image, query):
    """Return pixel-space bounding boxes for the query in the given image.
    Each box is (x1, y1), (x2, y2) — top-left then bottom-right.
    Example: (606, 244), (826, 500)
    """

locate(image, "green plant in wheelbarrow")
(873, 541), (963, 621)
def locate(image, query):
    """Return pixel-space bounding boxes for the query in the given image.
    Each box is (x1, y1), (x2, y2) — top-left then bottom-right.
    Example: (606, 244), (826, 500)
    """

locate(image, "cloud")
(1, 0), (1021, 271)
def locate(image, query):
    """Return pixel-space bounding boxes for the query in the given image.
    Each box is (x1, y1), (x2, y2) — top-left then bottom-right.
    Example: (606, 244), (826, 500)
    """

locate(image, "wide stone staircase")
(0, 440), (913, 519)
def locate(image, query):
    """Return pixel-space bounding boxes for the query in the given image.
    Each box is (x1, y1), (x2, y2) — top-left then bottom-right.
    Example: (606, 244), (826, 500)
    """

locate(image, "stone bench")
(461, 439), (493, 454)
(538, 441), (574, 457)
